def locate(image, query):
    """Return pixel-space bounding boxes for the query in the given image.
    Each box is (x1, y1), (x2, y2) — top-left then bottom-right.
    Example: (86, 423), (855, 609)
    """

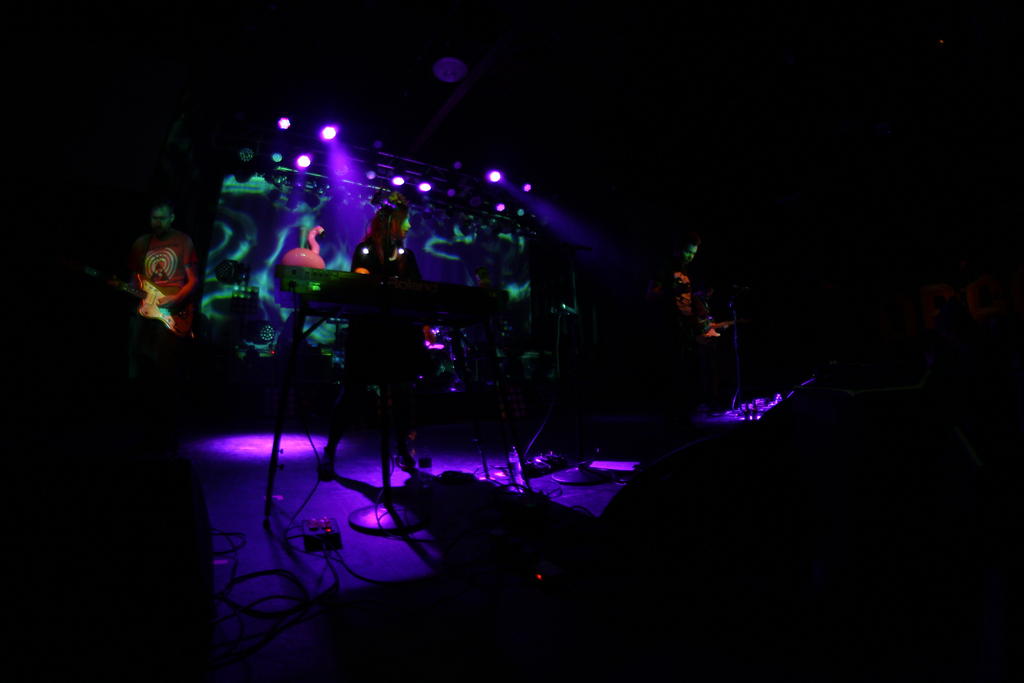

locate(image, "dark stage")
(16, 360), (1020, 682)
(10, 2), (1023, 681)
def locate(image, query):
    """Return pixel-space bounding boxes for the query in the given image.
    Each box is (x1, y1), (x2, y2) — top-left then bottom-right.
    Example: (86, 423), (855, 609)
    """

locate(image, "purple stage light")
(446, 188), (457, 197)
(432, 56), (469, 83)
(418, 182), (432, 192)
(319, 125), (338, 141)
(366, 170), (377, 180)
(296, 154), (312, 168)
(495, 203), (506, 212)
(523, 183), (532, 192)
(191, 432), (335, 462)
(278, 117), (291, 130)
(486, 170), (502, 183)
(391, 176), (405, 186)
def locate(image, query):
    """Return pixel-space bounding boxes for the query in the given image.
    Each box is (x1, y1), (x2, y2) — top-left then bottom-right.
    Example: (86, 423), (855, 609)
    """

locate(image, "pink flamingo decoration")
(281, 226), (326, 269)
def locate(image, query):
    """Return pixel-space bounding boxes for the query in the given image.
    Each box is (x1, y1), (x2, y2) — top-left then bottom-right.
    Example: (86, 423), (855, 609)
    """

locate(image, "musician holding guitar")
(125, 199), (199, 456)
(646, 230), (727, 433)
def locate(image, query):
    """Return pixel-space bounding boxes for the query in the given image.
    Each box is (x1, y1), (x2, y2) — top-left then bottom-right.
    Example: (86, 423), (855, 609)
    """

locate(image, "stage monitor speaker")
(598, 370), (1001, 680)
(19, 456), (213, 682)
(786, 363), (982, 550)
(599, 407), (803, 587)
(784, 363), (1002, 682)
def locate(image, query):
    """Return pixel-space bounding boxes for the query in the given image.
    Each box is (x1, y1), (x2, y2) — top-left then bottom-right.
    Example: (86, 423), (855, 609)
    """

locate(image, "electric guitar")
(696, 319), (735, 343)
(694, 292), (748, 344)
(80, 265), (195, 338)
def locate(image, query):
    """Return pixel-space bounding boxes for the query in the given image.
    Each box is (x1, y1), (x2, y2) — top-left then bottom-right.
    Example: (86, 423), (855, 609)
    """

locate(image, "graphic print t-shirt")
(671, 268), (714, 339)
(129, 230), (197, 289)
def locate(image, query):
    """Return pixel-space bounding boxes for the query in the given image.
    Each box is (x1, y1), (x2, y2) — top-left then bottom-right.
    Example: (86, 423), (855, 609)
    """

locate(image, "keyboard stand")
(262, 275), (514, 532)
(262, 288), (338, 529)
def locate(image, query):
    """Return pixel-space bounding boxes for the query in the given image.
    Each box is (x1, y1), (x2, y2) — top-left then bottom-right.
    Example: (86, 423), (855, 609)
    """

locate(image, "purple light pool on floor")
(191, 432), (332, 462)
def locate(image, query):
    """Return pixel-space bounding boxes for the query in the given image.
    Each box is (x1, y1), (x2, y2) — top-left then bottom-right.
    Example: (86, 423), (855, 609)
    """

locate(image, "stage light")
(432, 56), (468, 83)
(391, 176), (406, 186)
(366, 170), (377, 180)
(214, 259), (249, 284)
(523, 183), (532, 192)
(233, 147), (257, 182)
(296, 154), (312, 169)
(278, 117), (291, 130)
(496, 203), (506, 212)
(418, 182), (432, 192)
(271, 152), (283, 163)
(446, 188), (457, 197)
(245, 320), (277, 345)
(486, 170), (502, 183)
(257, 323), (275, 344)
(453, 161), (463, 170)
(320, 125), (338, 141)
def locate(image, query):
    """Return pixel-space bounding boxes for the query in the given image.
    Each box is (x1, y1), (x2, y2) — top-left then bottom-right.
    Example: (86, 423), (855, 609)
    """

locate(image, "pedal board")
(302, 517), (342, 551)
(521, 451), (570, 478)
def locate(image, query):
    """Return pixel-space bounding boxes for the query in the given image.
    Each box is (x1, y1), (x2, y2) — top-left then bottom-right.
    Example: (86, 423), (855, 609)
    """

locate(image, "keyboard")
(275, 265), (508, 324)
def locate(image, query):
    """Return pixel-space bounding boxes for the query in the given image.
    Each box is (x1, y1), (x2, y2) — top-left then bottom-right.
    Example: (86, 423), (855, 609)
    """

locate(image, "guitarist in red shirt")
(647, 230), (724, 434)
(126, 199), (200, 456)
(128, 200), (199, 328)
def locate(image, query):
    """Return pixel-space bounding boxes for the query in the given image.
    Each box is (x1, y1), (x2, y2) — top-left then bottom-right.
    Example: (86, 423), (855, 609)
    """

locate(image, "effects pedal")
(302, 517), (342, 551)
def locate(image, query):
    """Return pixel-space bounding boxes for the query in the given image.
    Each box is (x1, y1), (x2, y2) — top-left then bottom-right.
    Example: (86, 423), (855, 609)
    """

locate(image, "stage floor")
(20, 397), (1005, 683)
(188, 411), (702, 682)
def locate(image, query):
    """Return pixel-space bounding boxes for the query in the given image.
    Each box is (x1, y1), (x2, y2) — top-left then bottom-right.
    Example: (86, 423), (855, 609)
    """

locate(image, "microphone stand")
(729, 293), (742, 411)
(533, 238), (604, 485)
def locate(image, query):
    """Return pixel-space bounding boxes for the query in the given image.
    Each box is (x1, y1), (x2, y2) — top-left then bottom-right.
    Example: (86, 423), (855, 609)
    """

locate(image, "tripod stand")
(263, 289), (424, 535)
(729, 293), (743, 411)
(528, 238), (603, 486)
(346, 381), (424, 535)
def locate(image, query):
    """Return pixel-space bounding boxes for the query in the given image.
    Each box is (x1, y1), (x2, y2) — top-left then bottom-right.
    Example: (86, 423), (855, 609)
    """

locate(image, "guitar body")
(694, 292), (749, 345)
(696, 320), (733, 344)
(136, 280), (194, 338)
(71, 262), (195, 338)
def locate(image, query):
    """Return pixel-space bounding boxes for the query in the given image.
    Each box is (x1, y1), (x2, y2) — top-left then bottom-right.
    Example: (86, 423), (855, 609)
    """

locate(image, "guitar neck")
(80, 265), (143, 298)
(75, 261), (194, 337)
(117, 282), (146, 299)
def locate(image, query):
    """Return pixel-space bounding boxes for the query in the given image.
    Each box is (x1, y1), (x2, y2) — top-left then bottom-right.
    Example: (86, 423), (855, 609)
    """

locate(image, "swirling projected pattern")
(202, 175), (532, 353)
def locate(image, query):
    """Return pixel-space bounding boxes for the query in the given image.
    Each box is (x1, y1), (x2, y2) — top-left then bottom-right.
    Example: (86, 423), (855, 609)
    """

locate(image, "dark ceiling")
(10, 0), (1020, 391)
(15, 0), (1019, 276)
